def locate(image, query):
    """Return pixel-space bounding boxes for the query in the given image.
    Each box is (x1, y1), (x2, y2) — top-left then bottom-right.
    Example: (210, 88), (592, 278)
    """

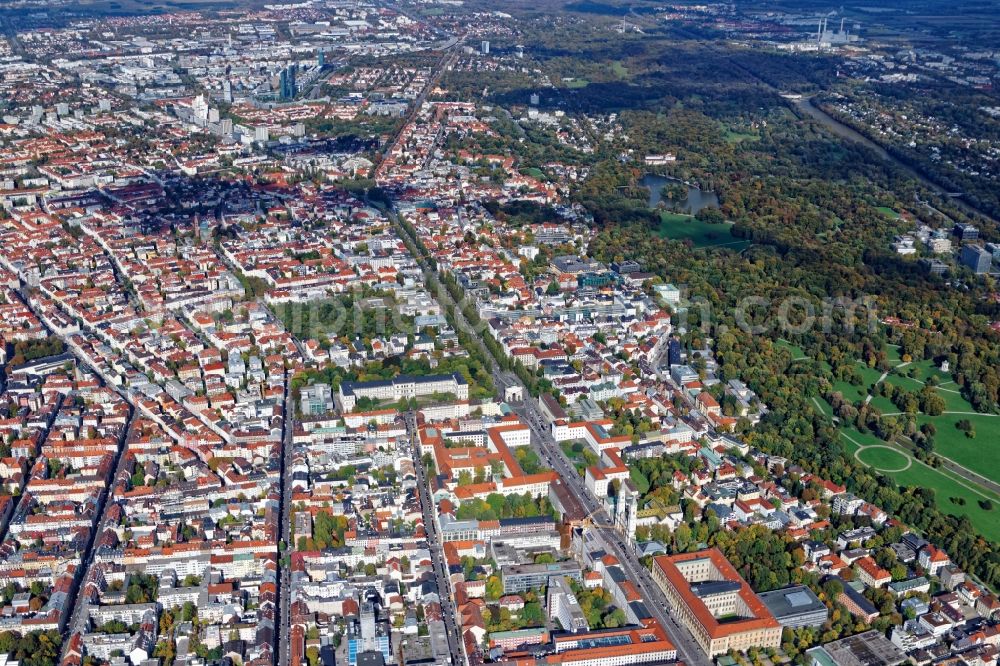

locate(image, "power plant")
(816, 16), (859, 46)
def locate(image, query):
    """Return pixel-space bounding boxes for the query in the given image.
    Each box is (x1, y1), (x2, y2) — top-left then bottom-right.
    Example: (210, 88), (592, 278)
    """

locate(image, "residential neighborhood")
(0, 4), (998, 666)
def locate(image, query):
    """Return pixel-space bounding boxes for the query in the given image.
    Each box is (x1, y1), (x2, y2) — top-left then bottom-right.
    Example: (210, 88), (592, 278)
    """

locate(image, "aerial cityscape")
(0, 2), (998, 666)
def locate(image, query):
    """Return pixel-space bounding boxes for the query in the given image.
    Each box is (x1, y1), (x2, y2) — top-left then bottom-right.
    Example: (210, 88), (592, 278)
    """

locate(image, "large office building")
(758, 586), (829, 628)
(300, 382), (335, 415)
(348, 603), (391, 666)
(547, 575), (589, 633)
(954, 222), (979, 243)
(338, 373), (468, 411)
(501, 561), (582, 594)
(651, 548), (782, 657)
(493, 625), (676, 666)
(280, 63), (297, 100)
(543, 624), (676, 666)
(961, 245), (994, 275)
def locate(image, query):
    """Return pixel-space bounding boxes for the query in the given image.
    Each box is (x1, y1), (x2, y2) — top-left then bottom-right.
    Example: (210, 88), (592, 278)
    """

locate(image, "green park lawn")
(774, 339), (808, 360)
(832, 380), (869, 404)
(857, 363), (887, 386)
(812, 395), (835, 419)
(868, 362), (1000, 484)
(809, 342), (1000, 541)
(787, 342), (1000, 541)
(723, 129), (759, 144)
(868, 394), (897, 414)
(840, 426), (1000, 542)
(831, 362), (884, 403)
(630, 466), (651, 494)
(655, 212), (750, 249)
(915, 413), (1000, 484)
(886, 344), (903, 366)
(883, 372), (926, 393)
(856, 445), (910, 471)
(828, 368), (1000, 483)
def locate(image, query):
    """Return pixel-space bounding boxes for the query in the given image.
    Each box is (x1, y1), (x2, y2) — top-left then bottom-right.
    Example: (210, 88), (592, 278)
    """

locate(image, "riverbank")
(792, 96), (997, 225)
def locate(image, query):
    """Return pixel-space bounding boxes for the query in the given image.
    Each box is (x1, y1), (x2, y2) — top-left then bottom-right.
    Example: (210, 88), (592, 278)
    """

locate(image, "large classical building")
(651, 548), (782, 657)
(338, 373), (468, 411)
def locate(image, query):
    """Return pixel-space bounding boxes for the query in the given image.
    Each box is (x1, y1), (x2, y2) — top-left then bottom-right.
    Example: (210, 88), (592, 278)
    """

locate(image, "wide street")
(375, 94), (716, 664)
(391, 203), (710, 666)
(492, 369), (710, 666)
(277, 376), (295, 666)
(61, 409), (137, 659)
(406, 411), (466, 666)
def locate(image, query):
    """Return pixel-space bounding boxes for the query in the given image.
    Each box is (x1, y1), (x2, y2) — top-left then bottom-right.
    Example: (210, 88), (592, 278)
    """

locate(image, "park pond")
(640, 173), (719, 214)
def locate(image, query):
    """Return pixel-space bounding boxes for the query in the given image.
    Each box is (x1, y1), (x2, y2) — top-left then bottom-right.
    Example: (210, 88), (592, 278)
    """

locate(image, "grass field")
(800, 339), (1000, 541)
(840, 426), (1000, 542)
(915, 414), (1000, 484)
(774, 339), (808, 360)
(655, 212), (750, 249)
(564, 78), (589, 88)
(630, 467), (651, 495)
(856, 445), (910, 471)
(609, 61), (628, 79)
(723, 129), (760, 144)
(831, 362), (884, 403)
(861, 396), (1000, 485)
(905, 358), (955, 384)
(884, 360), (968, 406)
(812, 395), (835, 418)
(877, 206), (901, 219)
(884, 373), (925, 393)
(832, 380), (869, 403)
(870, 362), (1000, 485)
(886, 344), (903, 366)
(868, 394), (897, 414)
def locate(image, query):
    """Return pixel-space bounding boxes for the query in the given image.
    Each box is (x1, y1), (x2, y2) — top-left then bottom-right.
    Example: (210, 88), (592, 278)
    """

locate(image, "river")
(640, 173), (720, 214)
(793, 97), (895, 161)
(792, 96), (996, 224)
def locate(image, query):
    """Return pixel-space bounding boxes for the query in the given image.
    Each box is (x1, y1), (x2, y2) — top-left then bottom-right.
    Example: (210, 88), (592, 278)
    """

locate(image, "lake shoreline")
(639, 173), (720, 214)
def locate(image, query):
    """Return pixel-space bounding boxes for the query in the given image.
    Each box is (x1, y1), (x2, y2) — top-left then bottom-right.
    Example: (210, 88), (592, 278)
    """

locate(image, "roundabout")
(854, 445), (912, 473)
